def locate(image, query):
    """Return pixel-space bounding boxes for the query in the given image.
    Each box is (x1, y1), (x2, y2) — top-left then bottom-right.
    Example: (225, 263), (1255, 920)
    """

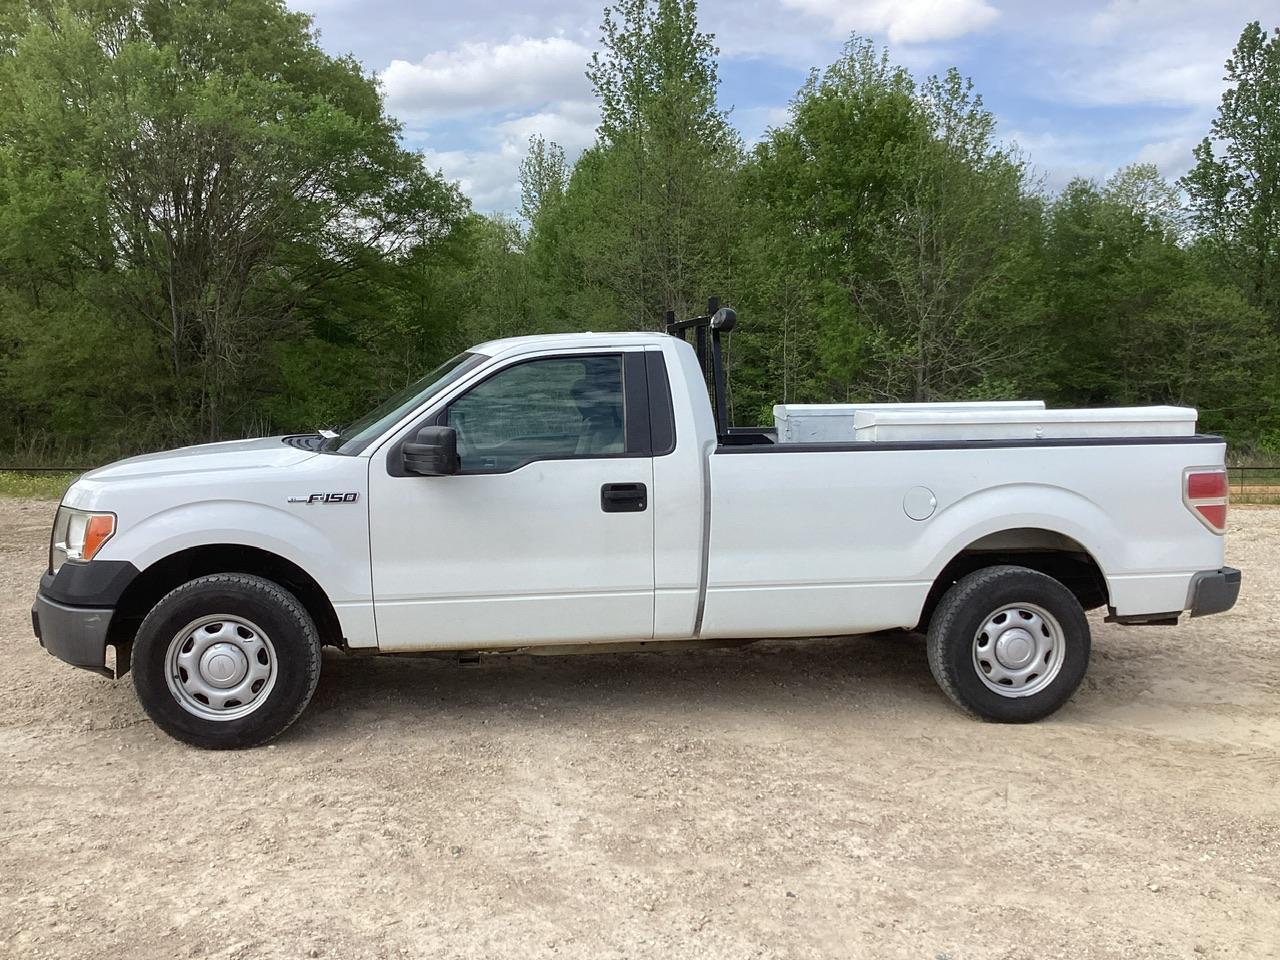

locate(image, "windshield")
(326, 352), (487, 455)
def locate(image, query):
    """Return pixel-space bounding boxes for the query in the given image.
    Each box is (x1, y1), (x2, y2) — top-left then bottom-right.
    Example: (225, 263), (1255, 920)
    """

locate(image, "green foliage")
(526, 0), (741, 329)
(1126, 280), (1275, 438)
(1042, 168), (1187, 404)
(731, 43), (1043, 413)
(731, 40), (916, 414)
(852, 70), (1044, 403)
(0, 2), (1277, 466)
(0, 0), (464, 453)
(1182, 22), (1280, 329)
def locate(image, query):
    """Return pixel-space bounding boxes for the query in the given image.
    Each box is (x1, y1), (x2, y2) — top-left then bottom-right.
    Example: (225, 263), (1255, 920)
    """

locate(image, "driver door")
(368, 349), (656, 651)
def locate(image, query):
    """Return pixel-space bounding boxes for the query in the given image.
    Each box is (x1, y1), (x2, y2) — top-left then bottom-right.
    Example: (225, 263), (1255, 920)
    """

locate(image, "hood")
(80, 437), (319, 484)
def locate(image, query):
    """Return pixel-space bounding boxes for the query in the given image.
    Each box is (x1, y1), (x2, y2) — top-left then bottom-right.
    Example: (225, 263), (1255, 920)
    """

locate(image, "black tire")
(131, 574), (322, 749)
(927, 565), (1090, 723)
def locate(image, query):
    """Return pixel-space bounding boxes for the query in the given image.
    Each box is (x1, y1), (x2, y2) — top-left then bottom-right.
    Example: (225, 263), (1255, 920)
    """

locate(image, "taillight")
(1184, 467), (1228, 534)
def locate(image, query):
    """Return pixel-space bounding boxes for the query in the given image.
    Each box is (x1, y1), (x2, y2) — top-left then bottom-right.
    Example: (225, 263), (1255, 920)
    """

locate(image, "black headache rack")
(665, 297), (776, 445)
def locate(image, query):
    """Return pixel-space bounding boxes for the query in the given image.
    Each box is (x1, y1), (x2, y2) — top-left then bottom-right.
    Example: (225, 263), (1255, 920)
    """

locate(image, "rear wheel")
(131, 574), (322, 749)
(927, 565), (1090, 722)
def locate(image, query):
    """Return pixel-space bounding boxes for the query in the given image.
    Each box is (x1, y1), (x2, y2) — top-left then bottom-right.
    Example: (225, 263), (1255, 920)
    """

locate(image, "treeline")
(1, 0), (1278, 463)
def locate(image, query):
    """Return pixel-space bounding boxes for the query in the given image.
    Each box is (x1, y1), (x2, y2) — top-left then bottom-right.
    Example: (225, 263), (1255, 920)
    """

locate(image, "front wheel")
(131, 574), (322, 749)
(926, 565), (1090, 722)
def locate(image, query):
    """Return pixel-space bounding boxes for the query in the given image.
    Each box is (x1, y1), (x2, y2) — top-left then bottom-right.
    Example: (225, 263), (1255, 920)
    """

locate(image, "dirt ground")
(1, 498), (1277, 960)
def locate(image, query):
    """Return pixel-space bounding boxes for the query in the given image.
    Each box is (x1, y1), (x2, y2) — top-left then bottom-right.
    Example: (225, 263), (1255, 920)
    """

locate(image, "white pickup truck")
(33, 307), (1240, 748)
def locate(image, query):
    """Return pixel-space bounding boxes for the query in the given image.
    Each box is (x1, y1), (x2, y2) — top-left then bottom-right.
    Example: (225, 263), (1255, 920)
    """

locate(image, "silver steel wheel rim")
(972, 602), (1065, 698)
(164, 615), (278, 721)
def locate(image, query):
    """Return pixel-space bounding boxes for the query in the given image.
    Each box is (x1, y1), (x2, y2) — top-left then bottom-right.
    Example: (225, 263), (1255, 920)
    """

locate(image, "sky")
(286, 0), (1263, 212)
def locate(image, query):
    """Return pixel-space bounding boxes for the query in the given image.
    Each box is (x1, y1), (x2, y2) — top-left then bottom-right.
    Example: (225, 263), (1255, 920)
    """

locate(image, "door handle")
(601, 482), (647, 513)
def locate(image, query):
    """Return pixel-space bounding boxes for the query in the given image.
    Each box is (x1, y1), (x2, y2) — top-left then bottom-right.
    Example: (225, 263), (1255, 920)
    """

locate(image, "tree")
(517, 136), (583, 332)
(453, 214), (540, 345)
(735, 40), (920, 410)
(3, 4), (1278, 461)
(518, 136), (569, 229)
(736, 42), (1043, 408)
(1043, 167), (1190, 405)
(1183, 21), (1280, 328)
(851, 69), (1043, 402)
(525, 0), (739, 331)
(1037, 162), (1278, 448)
(1125, 281), (1274, 440)
(0, 0), (464, 449)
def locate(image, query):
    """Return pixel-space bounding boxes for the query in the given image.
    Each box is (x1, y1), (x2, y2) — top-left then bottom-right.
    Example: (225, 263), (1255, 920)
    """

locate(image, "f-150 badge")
(288, 493), (359, 504)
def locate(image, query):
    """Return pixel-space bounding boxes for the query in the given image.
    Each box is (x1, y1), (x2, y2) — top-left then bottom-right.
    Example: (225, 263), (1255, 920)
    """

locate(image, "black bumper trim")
(40, 559), (139, 608)
(32, 593), (115, 678)
(1188, 567), (1241, 618)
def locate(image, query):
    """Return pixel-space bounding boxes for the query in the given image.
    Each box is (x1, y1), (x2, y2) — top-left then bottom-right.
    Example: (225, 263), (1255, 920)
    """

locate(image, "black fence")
(1228, 466), (1280, 494)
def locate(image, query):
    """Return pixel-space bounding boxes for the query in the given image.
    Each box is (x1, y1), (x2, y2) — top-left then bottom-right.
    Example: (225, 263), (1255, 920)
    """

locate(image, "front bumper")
(1187, 566), (1241, 618)
(32, 559), (139, 679)
(32, 593), (116, 678)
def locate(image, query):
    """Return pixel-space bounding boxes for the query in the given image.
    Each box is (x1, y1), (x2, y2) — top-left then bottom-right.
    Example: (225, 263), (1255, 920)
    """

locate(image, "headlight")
(50, 507), (116, 574)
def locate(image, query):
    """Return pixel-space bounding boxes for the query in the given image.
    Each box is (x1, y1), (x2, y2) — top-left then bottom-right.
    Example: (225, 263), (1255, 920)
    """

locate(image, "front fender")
(89, 496), (377, 649)
(98, 498), (371, 605)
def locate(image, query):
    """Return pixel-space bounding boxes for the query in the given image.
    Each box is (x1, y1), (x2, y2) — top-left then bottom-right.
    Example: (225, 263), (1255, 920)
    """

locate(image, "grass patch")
(0, 471), (80, 499)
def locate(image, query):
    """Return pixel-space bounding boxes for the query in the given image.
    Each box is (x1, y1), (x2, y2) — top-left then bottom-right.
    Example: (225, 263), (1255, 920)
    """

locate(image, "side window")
(446, 355), (626, 473)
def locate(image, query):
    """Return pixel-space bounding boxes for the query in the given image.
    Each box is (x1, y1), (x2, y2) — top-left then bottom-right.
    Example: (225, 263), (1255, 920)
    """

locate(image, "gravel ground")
(1, 497), (1277, 960)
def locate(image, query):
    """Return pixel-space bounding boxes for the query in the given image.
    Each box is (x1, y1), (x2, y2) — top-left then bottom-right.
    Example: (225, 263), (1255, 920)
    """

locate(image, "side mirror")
(403, 425), (459, 476)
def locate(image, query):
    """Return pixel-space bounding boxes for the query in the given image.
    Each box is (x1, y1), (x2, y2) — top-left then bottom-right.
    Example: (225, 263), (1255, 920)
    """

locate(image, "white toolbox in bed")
(773, 401), (1045, 443)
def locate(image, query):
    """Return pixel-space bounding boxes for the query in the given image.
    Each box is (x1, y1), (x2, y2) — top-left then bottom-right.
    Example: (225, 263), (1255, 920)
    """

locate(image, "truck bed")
(699, 433), (1227, 638)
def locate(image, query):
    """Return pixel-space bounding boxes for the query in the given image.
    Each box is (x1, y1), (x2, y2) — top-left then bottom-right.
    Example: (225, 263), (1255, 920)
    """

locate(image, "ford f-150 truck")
(32, 306), (1240, 748)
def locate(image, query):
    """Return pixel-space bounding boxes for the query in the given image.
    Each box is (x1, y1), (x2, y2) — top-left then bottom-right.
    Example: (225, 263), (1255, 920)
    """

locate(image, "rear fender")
(917, 483), (1118, 585)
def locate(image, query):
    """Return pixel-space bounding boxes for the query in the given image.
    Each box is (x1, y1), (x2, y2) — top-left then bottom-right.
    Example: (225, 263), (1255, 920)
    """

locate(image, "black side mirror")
(403, 425), (459, 476)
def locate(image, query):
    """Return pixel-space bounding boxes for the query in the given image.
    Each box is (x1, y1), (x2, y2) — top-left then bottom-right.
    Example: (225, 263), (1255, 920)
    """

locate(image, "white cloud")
(1084, 0), (1245, 45)
(420, 101), (600, 212)
(335, 0), (1246, 213)
(1023, 0), (1256, 110)
(422, 141), (527, 211)
(1003, 129), (1111, 190)
(379, 34), (601, 213)
(382, 35), (592, 117)
(1004, 109), (1211, 191)
(780, 0), (999, 44)
(1134, 135), (1201, 180)
(1054, 41), (1228, 109)
(494, 99), (599, 153)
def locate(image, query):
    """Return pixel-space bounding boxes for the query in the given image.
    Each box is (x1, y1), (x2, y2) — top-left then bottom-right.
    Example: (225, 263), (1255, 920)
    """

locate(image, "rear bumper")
(1187, 566), (1241, 618)
(32, 593), (115, 678)
(1106, 566), (1241, 626)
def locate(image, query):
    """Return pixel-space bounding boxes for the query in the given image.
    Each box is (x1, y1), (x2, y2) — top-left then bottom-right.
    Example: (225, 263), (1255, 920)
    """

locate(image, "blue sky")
(288, 0), (1262, 211)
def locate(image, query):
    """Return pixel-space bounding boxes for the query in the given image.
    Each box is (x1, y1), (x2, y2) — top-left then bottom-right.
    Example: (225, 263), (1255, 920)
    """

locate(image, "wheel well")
(107, 545), (344, 672)
(917, 528), (1109, 631)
